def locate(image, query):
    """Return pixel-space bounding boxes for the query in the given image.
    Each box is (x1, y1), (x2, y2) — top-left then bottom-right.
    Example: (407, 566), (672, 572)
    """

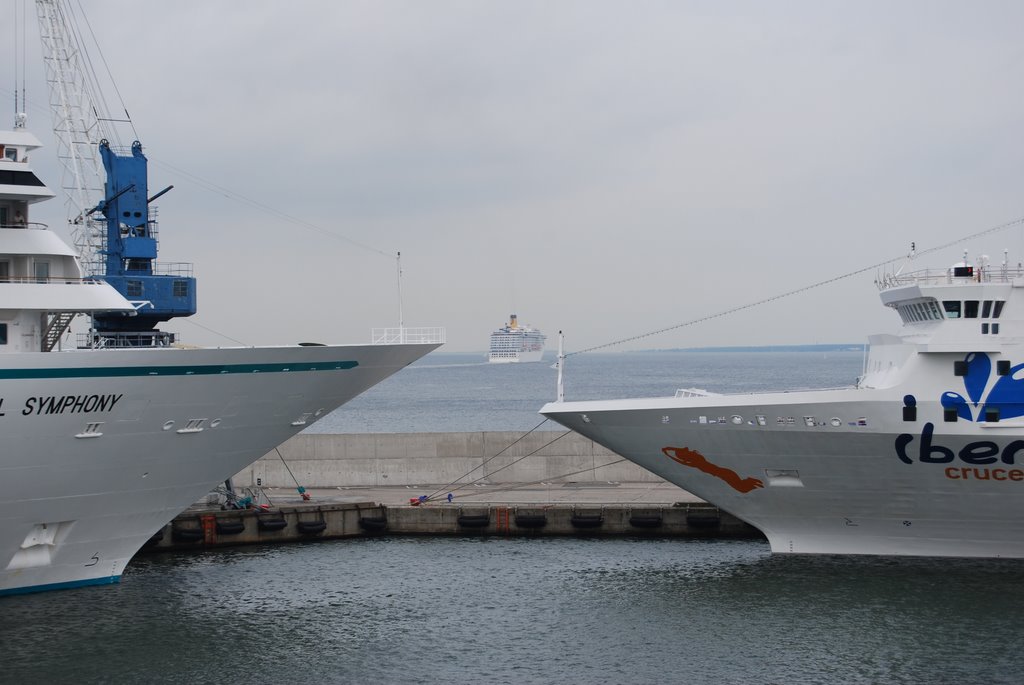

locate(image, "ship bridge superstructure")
(0, 124), (134, 353)
(859, 257), (1024, 390)
(0, 125), (55, 224)
(878, 261), (1019, 349)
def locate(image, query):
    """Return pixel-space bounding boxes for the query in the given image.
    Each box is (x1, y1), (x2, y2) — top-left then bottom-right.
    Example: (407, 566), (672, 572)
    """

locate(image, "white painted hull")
(542, 383), (1024, 558)
(0, 341), (438, 594)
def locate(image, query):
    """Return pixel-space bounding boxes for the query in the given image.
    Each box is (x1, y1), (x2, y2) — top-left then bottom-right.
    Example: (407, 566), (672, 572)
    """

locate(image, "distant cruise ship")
(489, 314), (546, 363)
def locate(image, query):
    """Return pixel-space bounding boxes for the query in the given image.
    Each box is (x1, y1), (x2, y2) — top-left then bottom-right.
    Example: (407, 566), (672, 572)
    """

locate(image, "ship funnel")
(509, 314), (518, 328)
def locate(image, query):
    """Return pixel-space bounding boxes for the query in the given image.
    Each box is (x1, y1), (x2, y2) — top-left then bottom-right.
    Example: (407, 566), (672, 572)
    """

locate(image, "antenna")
(396, 251), (405, 343)
(556, 331), (565, 402)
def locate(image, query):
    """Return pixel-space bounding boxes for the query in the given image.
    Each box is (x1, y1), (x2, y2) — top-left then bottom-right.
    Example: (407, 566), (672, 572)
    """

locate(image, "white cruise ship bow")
(0, 124), (442, 594)
(543, 256), (1024, 558)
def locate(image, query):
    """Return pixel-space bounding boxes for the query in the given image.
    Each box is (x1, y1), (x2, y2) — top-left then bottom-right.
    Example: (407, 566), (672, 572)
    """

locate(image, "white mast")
(556, 331), (564, 402)
(396, 251), (405, 343)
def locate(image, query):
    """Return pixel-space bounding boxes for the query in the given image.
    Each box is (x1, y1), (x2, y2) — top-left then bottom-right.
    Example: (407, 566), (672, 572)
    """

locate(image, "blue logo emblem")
(941, 353), (1024, 421)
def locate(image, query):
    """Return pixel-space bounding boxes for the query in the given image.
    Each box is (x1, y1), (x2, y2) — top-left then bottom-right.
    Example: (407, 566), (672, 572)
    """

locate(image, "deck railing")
(878, 265), (1024, 290)
(77, 331), (177, 349)
(0, 222), (47, 230)
(371, 327), (446, 345)
(0, 275), (108, 285)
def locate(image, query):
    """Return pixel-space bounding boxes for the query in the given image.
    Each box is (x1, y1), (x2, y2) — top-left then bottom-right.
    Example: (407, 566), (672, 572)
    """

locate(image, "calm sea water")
(4, 538), (1023, 684)
(7, 350), (1024, 684)
(311, 349), (867, 433)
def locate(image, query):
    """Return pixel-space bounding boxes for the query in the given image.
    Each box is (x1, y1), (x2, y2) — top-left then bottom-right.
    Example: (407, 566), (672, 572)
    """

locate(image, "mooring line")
(443, 458), (629, 501)
(424, 427), (572, 502)
(566, 215), (1024, 356)
(275, 447), (309, 500)
(423, 417), (553, 501)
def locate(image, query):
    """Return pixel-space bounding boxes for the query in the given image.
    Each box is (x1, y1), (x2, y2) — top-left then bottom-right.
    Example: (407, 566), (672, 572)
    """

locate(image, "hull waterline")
(0, 342), (438, 594)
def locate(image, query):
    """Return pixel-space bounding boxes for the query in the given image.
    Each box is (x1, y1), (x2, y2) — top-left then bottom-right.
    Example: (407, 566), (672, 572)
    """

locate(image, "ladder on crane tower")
(34, 0), (115, 277)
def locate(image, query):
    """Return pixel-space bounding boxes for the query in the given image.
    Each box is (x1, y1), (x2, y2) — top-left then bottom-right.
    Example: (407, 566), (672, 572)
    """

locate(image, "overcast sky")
(5, 1), (1024, 354)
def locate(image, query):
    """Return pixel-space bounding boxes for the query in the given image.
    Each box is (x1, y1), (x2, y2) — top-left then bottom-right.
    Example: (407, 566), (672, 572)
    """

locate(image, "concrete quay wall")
(233, 431), (665, 489)
(146, 502), (760, 553)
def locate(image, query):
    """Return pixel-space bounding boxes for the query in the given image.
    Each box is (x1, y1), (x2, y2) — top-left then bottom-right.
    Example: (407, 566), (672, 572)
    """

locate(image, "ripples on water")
(4, 538), (1023, 684)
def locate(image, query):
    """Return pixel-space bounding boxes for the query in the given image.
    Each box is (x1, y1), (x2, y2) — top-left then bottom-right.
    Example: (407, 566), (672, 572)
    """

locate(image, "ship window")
(994, 301), (1005, 318)
(985, 407), (1000, 423)
(0, 323), (6, 345)
(0, 170), (44, 186)
(929, 301), (943, 319)
(954, 361), (968, 376)
(33, 261), (49, 284)
(0, 261), (8, 282)
(964, 301), (979, 318)
(982, 323), (989, 334)
(982, 300), (993, 318)
(943, 301), (961, 318)
(903, 405), (917, 421)
(3, 147), (14, 161)
(173, 280), (189, 297)
(944, 408), (959, 422)
(126, 280), (143, 297)
(998, 360), (1011, 376)
(993, 323), (1000, 334)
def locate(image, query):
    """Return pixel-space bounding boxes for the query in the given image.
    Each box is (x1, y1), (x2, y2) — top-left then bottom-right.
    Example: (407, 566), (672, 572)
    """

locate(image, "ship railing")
(120, 261), (194, 277)
(675, 384), (857, 398)
(877, 265), (1024, 290)
(0, 275), (111, 285)
(371, 327), (446, 345)
(0, 221), (47, 230)
(77, 330), (177, 349)
(675, 388), (718, 398)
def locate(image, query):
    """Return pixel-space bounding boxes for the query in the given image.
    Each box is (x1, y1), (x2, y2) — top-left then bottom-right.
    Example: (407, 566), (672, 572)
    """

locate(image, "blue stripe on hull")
(0, 575), (121, 597)
(0, 360), (358, 380)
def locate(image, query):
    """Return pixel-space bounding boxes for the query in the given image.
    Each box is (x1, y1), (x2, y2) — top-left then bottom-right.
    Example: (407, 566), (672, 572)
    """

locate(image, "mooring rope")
(274, 447), (309, 500)
(422, 426), (572, 503)
(566, 215), (1024, 357)
(422, 418), (553, 501)
(440, 458), (629, 501)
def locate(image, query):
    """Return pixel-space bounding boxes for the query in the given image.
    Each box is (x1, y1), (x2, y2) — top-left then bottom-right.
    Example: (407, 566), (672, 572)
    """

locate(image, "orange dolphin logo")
(662, 446), (764, 494)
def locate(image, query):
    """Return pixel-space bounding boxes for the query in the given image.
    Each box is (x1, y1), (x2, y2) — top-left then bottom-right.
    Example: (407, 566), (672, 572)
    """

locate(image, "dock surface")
(145, 482), (761, 552)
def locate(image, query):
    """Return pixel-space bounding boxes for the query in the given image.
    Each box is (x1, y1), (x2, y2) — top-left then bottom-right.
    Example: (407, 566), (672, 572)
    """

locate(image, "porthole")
(162, 420), (175, 431)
